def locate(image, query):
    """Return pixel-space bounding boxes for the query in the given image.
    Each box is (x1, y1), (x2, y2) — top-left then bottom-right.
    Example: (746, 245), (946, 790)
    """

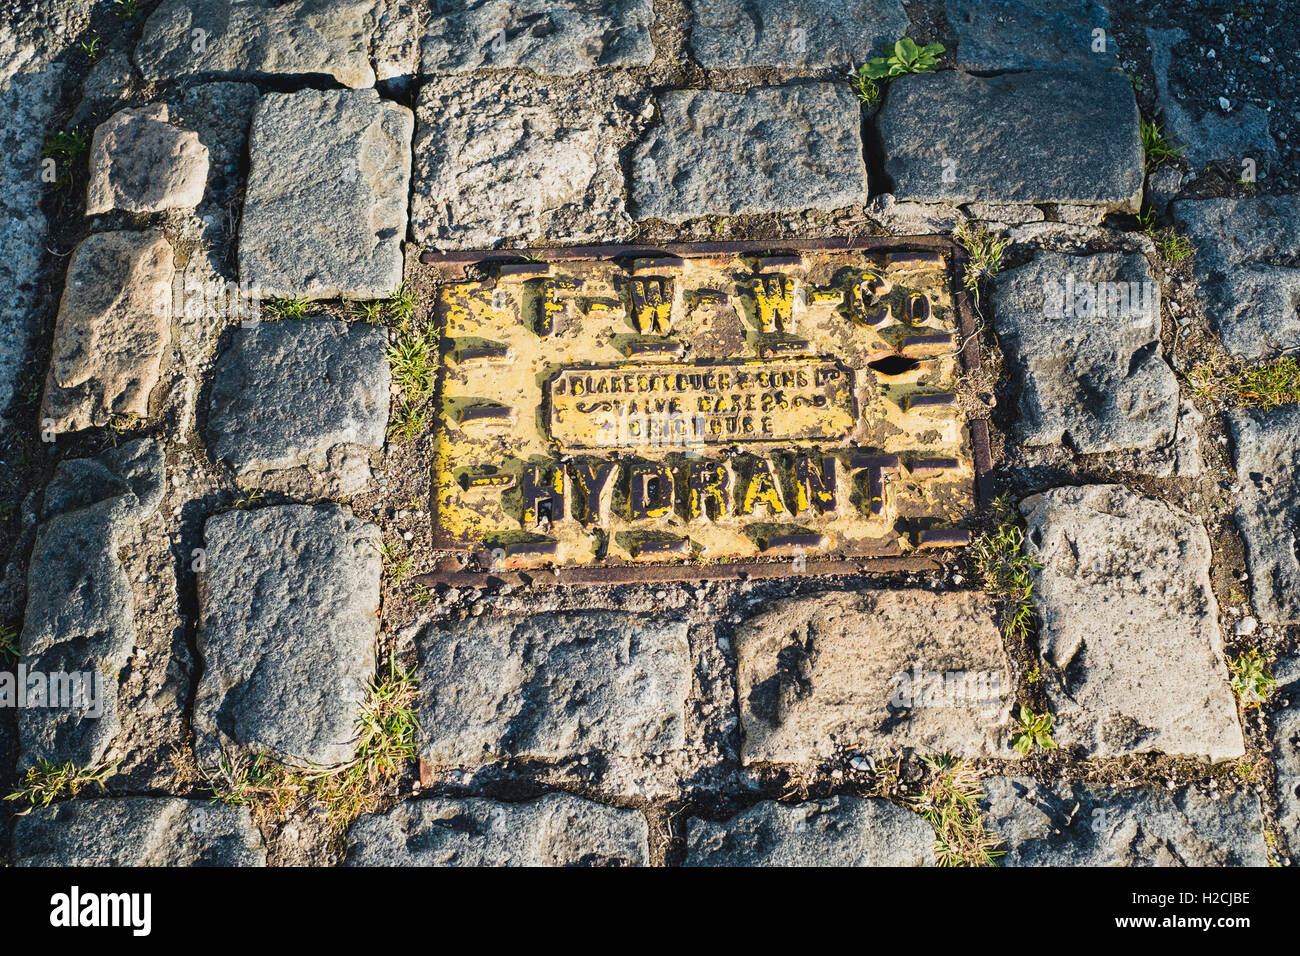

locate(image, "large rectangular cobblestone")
(632, 83), (868, 221)
(688, 0), (909, 69)
(14, 798), (266, 866)
(136, 0), (380, 88)
(1173, 196), (1300, 359)
(736, 589), (1014, 764)
(421, 0), (655, 75)
(238, 89), (411, 299)
(947, 0), (1115, 72)
(411, 73), (644, 249)
(879, 68), (1142, 212)
(206, 318), (390, 498)
(416, 610), (691, 767)
(982, 777), (1268, 866)
(1020, 485), (1244, 761)
(992, 251), (1181, 466)
(195, 504), (381, 768)
(345, 794), (649, 866)
(685, 797), (935, 866)
(1230, 405), (1300, 624)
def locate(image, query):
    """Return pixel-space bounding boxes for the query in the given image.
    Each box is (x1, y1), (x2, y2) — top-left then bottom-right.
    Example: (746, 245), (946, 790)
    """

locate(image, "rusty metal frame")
(415, 236), (993, 588)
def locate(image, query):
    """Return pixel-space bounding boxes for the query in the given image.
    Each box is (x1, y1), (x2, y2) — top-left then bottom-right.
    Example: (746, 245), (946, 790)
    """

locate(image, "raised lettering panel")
(430, 243), (979, 572)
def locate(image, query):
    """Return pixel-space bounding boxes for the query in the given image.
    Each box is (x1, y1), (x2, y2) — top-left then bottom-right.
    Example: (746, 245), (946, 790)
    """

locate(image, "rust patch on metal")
(420, 238), (986, 584)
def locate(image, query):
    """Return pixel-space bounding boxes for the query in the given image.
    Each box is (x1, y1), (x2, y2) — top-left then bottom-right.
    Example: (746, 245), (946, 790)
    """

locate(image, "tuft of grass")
(386, 322), (439, 405)
(204, 752), (290, 807)
(911, 755), (1004, 866)
(387, 397), (431, 443)
(1141, 118), (1185, 172)
(1189, 356), (1300, 410)
(379, 539), (414, 582)
(43, 128), (89, 161)
(1228, 649), (1276, 709)
(232, 487), (264, 509)
(387, 283), (419, 326)
(849, 66), (881, 106)
(0, 620), (18, 664)
(79, 36), (102, 59)
(971, 496), (1040, 641)
(263, 297), (312, 321)
(113, 0), (140, 17)
(1154, 228), (1193, 262)
(5, 760), (113, 810)
(1137, 206), (1194, 263)
(953, 221), (1009, 306)
(310, 661), (420, 829)
(1012, 704), (1058, 755)
(349, 300), (384, 325)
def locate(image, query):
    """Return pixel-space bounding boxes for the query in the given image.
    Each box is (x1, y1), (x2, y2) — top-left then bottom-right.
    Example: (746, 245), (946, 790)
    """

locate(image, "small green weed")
(1012, 704), (1058, 756)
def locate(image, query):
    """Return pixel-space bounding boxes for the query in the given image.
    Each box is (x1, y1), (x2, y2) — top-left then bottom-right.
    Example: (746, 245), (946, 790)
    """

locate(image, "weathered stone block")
(1229, 405), (1300, 624)
(417, 611), (691, 766)
(685, 796), (935, 866)
(982, 777), (1268, 866)
(411, 73), (643, 249)
(736, 589), (1013, 764)
(1173, 196), (1300, 359)
(41, 230), (173, 433)
(238, 89), (411, 299)
(86, 104), (209, 214)
(689, 0), (909, 69)
(992, 251), (1180, 462)
(632, 84), (868, 221)
(14, 798), (266, 866)
(879, 69), (1142, 212)
(948, 0), (1115, 72)
(345, 794), (649, 866)
(136, 0), (378, 88)
(195, 504), (381, 768)
(206, 318), (390, 496)
(1020, 485), (1244, 761)
(421, 0), (655, 75)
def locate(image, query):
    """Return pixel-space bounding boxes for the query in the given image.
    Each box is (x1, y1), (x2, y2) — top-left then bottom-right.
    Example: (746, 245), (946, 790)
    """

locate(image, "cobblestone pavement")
(1, 0), (1299, 868)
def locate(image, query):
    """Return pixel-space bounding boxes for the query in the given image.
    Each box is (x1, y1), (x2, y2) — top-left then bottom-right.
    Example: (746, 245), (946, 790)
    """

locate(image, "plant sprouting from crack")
(851, 37), (944, 105)
(0, 620), (19, 664)
(1141, 118), (1184, 172)
(263, 296), (311, 321)
(43, 128), (88, 162)
(1012, 704), (1058, 755)
(387, 283), (419, 326)
(953, 221), (1009, 307)
(1228, 649), (1276, 709)
(1189, 356), (1300, 410)
(864, 37), (944, 79)
(971, 496), (1040, 642)
(378, 538), (414, 583)
(5, 760), (114, 810)
(309, 661), (420, 829)
(349, 300), (384, 325)
(386, 316), (438, 443)
(911, 755), (1004, 866)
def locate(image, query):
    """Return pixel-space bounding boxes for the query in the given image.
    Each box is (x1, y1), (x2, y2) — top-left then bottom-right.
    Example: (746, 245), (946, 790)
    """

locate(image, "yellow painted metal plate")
(430, 245), (977, 570)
